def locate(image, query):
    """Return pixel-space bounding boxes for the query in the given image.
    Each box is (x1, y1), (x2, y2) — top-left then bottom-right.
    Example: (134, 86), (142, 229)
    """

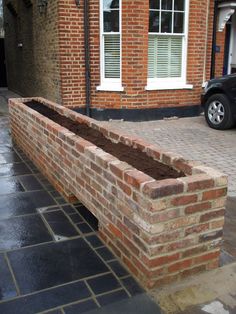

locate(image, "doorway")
(0, 38), (7, 87)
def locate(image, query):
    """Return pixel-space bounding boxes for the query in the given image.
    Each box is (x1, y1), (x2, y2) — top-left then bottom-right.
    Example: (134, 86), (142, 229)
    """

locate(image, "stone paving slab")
(103, 116), (236, 196)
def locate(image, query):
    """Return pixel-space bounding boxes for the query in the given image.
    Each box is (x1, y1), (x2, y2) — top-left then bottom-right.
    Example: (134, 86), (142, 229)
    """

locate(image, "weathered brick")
(141, 252), (180, 268)
(202, 188), (227, 201)
(199, 230), (223, 243)
(171, 194), (198, 206)
(75, 139), (95, 153)
(168, 258), (192, 273)
(194, 251), (220, 265)
(182, 245), (208, 258)
(185, 202), (212, 214)
(117, 180), (132, 196)
(179, 174), (214, 192)
(124, 170), (154, 190)
(124, 217), (140, 236)
(185, 223), (210, 236)
(143, 179), (184, 199)
(200, 209), (225, 223)
(109, 161), (132, 179)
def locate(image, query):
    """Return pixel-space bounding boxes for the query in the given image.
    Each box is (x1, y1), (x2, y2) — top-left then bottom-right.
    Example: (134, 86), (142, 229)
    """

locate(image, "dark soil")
(25, 101), (185, 181)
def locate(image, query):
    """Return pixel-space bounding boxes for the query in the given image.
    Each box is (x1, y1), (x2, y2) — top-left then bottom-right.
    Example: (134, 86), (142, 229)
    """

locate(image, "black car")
(201, 74), (236, 130)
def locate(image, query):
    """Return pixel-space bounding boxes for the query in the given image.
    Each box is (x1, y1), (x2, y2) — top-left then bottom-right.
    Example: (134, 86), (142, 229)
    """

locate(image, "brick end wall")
(9, 97), (227, 288)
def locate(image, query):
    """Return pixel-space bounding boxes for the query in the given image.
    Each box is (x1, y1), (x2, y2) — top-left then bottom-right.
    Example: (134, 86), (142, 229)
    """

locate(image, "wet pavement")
(0, 114), (160, 313)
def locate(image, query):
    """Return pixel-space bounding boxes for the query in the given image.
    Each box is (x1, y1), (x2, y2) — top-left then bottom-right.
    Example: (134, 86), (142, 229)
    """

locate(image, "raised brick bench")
(9, 97), (227, 288)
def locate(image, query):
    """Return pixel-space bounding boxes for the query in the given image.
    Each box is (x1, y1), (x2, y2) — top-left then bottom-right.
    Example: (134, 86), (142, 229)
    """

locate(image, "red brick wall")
(58, 0), (86, 106)
(58, 0), (215, 110)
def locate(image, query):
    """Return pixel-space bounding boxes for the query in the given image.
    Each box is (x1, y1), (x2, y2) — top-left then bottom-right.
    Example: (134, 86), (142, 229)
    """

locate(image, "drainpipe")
(75, 0), (91, 117)
(211, 0), (219, 79)
(84, 0), (91, 117)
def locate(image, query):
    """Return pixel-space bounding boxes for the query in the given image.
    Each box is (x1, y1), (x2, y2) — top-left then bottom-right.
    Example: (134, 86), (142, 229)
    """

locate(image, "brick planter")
(9, 97), (227, 289)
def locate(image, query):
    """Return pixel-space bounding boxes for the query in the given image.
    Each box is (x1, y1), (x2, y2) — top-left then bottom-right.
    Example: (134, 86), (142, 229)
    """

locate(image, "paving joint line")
(3, 252), (21, 297)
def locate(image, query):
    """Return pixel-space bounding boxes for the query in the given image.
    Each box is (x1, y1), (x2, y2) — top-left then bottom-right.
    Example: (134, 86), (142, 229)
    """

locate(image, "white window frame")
(146, 0), (193, 90)
(97, 0), (124, 92)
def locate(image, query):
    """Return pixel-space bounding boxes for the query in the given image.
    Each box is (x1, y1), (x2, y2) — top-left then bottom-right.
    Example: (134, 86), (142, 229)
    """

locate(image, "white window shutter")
(104, 34), (120, 79)
(148, 36), (183, 78)
(148, 36), (156, 79)
(170, 37), (182, 77)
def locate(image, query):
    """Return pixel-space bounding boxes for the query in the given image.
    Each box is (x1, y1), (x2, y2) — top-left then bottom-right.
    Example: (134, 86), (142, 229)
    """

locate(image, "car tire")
(205, 93), (235, 130)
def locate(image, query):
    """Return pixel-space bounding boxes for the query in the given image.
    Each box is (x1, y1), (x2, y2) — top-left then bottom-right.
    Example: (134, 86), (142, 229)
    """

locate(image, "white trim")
(202, 81), (208, 88)
(183, 0), (190, 84)
(145, 83), (193, 91)
(147, 0), (190, 85)
(218, 2), (236, 9)
(218, 7), (235, 31)
(96, 84), (124, 92)
(99, 0), (122, 87)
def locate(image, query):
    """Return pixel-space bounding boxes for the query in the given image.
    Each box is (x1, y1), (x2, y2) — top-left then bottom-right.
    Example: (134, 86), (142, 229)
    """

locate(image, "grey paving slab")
(0, 253), (17, 301)
(43, 210), (79, 238)
(7, 238), (109, 294)
(0, 215), (53, 251)
(0, 280), (91, 314)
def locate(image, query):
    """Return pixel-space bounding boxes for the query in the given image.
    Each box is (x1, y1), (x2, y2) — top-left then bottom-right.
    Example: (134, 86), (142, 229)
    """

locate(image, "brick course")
(9, 97), (227, 288)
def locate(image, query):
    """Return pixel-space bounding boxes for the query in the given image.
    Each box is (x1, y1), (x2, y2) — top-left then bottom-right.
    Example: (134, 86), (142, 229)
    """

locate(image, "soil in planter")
(25, 101), (185, 181)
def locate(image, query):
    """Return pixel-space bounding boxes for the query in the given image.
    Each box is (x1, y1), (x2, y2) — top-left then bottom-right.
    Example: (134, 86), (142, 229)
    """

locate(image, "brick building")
(2, 0), (234, 120)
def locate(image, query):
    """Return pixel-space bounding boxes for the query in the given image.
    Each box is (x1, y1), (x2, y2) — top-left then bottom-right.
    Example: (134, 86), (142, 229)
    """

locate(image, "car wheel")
(205, 94), (235, 130)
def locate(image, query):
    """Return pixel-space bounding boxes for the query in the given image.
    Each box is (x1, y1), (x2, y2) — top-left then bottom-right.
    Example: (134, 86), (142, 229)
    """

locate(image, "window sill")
(96, 85), (124, 92)
(145, 83), (193, 91)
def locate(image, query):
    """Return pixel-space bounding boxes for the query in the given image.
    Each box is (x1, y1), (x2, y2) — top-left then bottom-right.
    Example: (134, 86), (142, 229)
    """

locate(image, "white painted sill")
(145, 83), (193, 91)
(96, 85), (124, 92)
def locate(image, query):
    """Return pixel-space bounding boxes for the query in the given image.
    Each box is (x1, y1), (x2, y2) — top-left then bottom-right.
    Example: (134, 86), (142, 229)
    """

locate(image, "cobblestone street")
(104, 116), (236, 197)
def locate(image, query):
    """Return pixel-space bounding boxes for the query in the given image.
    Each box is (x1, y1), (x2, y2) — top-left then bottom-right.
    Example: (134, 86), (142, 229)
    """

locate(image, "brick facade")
(9, 97), (227, 288)
(4, 0), (219, 116)
(62, 0), (215, 110)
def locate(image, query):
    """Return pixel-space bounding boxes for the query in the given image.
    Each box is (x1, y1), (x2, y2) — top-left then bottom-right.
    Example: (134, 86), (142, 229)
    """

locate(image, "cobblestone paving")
(103, 116), (236, 196)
